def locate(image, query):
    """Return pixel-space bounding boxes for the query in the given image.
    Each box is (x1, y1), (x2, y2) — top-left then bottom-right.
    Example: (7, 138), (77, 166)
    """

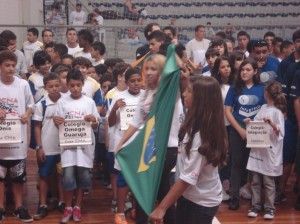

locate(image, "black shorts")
(0, 159), (26, 183)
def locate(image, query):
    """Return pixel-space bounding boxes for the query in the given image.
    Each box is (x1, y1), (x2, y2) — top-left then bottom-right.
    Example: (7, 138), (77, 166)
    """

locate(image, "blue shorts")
(38, 155), (61, 177)
(62, 166), (92, 191)
(117, 172), (127, 188)
(107, 152), (119, 174)
(283, 119), (298, 164)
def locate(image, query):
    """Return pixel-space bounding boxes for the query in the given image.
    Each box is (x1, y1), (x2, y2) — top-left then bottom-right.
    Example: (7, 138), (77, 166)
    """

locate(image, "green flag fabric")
(116, 45), (180, 215)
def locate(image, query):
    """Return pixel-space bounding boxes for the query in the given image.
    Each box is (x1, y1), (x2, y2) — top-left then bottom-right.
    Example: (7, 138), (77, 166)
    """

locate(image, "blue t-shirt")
(259, 56), (280, 84)
(225, 84), (265, 124)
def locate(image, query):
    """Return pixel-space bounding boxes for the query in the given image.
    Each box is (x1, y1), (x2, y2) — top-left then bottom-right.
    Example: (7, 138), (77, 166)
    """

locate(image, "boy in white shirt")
(32, 73), (65, 220)
(0, 50), (34, 222)
(66, 28), (82, 56)
(23, 28), (43, 71)
(54, 69), (100, 223)
(69, 3), (87, 27)
(74, 29), (93, 60)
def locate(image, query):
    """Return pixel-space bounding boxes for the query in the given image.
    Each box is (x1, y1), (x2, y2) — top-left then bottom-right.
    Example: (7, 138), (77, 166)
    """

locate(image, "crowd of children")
(0, 23), (299, 224)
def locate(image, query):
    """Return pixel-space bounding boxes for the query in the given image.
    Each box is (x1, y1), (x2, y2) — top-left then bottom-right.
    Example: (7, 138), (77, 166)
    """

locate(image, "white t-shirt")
(23, 40), (43, 68)
(28, 72), (46, 103)
(69, 10), (87, 26)
(130, 90), (184, 147)
(202, 70), (211, 77)
(82, 76), (101, 99)
(74, 50), (92, 60)
(246, 104), (284, 176)
(55, 94), (100, 168)
(185, 38), (211, 59)
(0, 77), (34, 160)
(177, 133), (222, 207)
(92, 58), (105, 66)
(14, 50), (27, 75)
(221, 84), (230, 126)
(32, 95), (60, 155)
(67, 44), (82, 57)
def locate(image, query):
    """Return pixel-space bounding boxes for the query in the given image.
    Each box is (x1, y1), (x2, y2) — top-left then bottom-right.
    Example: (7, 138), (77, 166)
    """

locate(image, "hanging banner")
(0, 118), (22, 144)
(246, 121), (271, 148)
(59, 119), (92, 147)
(119, 105), (137, 130)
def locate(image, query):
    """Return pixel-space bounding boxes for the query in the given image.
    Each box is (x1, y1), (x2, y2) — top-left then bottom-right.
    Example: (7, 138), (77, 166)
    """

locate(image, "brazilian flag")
(116, 45), (180, 214)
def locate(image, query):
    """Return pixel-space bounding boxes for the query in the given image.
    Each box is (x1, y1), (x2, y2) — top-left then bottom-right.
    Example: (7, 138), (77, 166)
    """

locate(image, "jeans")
(176, 197), (219, 224)
(251, 171), (275, 211)
(62, 166), (92, 191)
(136, 147), (177, 224)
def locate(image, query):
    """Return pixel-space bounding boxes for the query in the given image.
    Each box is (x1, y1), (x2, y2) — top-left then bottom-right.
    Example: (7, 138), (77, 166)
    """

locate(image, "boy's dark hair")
(195, 24), (205, 32)
(27, 27), (39, 37)
(112, 62), (130, 83)
(95, 64), (108, 76)
(144, 22), (160, 41)
(237, 30), (250, 40)
(175, 43), (186, 59)
(280, 40), (293, 52)
(54, 43), (68, 59)
(104, 58), (124, 69)
(42, 29), (54, 37)
(272, 37), (283, 46)
(92, 41), (106, 55)
(252, 39), (268, 51)
(148, 30), (166, 43)
(72, 56), (92, 68)
(205, 48), (219, 58)
(0, 50), (17, 64)
(226, 36), (235, 44)
(44, 42), (55, 50)
(100, 72), (113, 84)
(43, 72), (60, 86)
(0, 30), (16, 42)
(54, 64), (71, 74)
(125, 67), (140, 81)
(264, 31), (275, 39)
(33, 50), (51, 68)
(210, 39), (228, 55)
(0, 37), (8, 50)
(78, 29), (94, 44)
(67, 68), (85, 83)
(215, 31), (227, 40)
(292, 29), (300, 42)
(66, 27), (77, 35)
(163, 26), (177, 37)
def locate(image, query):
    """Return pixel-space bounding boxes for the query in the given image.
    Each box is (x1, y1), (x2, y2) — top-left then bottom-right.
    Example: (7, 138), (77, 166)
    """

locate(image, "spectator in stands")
(123, 0), (144, 25)
(235, 31), (250, 57)
(224, 22), (235, 38)
(163, 26), (177, 44)
(45, 2), (64, 26)
(264, 31), (276, 54)
(280, 40), (294, 60)
(225, 38), (235, 54)
(42, 29), (54, 46)
(185, 24), (210, 60)
(23, 27), (43, 71)
(65, 28), (82, 56)
(272, 37), (284, 62)
(0, 30), (27, 78)
(69, 2), (87, 28)
(136, 22), (160, 59)
(91, 41), (106, 66)
(251, 40), (279, 84)
(205, 22), (215, 40)
(94, 8), (104, 26)
(74, 29), (94, 60)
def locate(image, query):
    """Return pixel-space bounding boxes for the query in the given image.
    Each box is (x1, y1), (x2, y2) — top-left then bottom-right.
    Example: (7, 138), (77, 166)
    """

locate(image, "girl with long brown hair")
(150, 76), (228, 224)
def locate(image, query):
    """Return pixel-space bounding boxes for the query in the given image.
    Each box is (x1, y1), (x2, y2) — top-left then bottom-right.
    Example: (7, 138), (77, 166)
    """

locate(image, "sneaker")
(73, 206), (82, 222)
(222, 188), (230, 201)
(57, 202), (66, 213)
(275, 193), (287, 204)
(247, 207), (260, 218)
(239, 185), (252, 200)
(14, 206), (33, 223)
(60, 207), (73, 224)
(114, 213), (128, 224)
(0, 208), (5, 222)
(263, 210), (275, 220)
(295, 196), (300, 210)
(228, 197), (239, 210)
(33, 205), (48, 220)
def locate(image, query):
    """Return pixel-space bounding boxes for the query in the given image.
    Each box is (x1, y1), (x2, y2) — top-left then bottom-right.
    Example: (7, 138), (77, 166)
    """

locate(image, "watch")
(35, 145), (42, 150)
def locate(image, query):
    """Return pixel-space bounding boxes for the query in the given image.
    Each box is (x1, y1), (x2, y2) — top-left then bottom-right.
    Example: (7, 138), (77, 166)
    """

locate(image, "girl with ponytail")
(245, 81), (286, 220)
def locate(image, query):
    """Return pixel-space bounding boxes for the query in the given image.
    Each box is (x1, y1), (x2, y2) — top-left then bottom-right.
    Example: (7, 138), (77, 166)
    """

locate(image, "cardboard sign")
(119, 105), (137, 130)
(0, 118), (22, 144)
(246, 121), (271, 148)
(59, 119), (92, 147)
